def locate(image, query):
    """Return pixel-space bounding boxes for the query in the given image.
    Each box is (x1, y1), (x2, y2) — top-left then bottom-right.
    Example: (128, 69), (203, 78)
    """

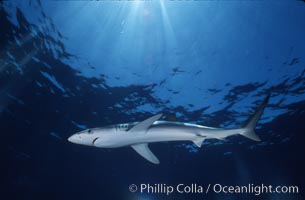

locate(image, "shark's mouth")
(92, 137), (99, 145)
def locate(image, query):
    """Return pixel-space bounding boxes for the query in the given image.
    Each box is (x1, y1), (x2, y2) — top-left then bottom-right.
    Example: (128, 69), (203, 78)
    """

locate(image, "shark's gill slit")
(92, 137), (99, 145)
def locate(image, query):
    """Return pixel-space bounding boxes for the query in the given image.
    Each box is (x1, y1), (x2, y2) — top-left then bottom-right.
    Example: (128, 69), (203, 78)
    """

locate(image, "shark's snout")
(67, 134), (79, 143)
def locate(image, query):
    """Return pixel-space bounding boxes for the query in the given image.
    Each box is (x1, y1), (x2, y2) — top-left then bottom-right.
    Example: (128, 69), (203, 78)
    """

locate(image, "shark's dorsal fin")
(128, 113), (162, 134)
(131, 143), (160, 164)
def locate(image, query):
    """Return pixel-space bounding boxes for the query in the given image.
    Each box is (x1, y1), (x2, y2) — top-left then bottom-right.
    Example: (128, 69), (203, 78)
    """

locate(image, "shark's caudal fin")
(239, 94), (270, 141)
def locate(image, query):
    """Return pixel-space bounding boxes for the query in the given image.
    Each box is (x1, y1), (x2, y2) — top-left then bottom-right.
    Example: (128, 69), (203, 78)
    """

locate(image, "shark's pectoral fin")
(193, 138), (205, 148)
(131, 143), (160, 164)
(128, 113), (162, 134)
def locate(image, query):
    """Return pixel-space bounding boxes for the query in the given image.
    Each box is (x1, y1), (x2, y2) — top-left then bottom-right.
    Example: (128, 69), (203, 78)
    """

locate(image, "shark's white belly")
(143, 127), (198, 143)
(101, 126), (201, 148)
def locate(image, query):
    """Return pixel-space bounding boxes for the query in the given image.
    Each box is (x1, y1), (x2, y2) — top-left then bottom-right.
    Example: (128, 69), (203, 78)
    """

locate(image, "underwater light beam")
(159, 0), (177, 44)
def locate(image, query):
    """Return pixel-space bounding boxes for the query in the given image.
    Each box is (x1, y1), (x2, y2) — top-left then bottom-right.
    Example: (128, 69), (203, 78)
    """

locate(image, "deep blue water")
(1, 1), (305, 200)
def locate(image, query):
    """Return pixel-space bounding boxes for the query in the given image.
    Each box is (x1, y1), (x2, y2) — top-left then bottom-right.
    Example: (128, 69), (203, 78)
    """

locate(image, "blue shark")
(68, 95), (270, 164)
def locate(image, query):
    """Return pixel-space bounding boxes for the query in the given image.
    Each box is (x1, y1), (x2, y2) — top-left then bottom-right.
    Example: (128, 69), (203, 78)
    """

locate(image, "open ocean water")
(1, 1), (305, 200)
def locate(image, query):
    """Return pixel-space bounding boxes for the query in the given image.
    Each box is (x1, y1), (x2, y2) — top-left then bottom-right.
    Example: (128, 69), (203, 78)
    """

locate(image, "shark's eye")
(88, 129), (93, 134)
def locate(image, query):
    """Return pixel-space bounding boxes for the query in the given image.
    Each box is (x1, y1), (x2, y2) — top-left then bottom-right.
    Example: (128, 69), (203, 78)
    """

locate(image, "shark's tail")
(239, 94), (270, 141)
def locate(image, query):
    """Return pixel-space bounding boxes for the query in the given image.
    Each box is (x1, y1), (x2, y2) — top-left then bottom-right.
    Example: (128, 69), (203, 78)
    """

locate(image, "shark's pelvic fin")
(128, 113), (163, 134)
(131, 143), (160, 164)
(193, 138), (205, 147)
